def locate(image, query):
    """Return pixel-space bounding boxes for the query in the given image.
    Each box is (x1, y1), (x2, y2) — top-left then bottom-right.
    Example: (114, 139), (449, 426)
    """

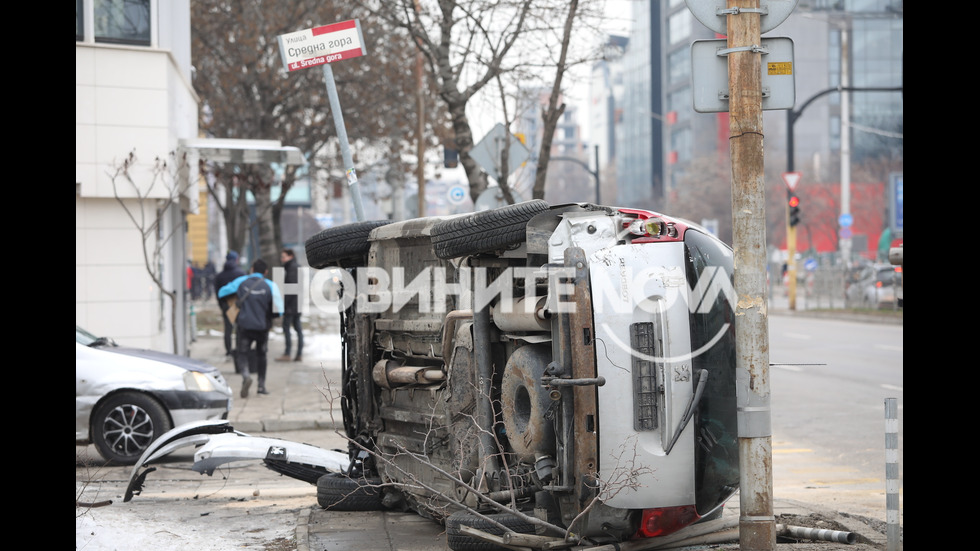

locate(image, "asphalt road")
(768, 313), (903, 522)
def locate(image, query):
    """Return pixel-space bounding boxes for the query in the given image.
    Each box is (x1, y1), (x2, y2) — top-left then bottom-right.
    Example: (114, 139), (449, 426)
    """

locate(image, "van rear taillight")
(617, 208), (686, 243)
(634, 505), (699, 538)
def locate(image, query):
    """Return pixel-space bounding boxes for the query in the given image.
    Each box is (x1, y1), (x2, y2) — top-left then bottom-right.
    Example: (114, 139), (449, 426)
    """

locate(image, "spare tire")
(305, 220), (391, 268)
(431, 200), (549, 260)
(500, 344), (556, 462)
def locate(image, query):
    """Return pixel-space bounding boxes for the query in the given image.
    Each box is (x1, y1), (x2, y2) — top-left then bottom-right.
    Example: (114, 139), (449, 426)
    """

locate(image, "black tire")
(305, 220), (391, 268)
(445, 511), (537, 551)
(91, 391), (173, 466)
(316, 473), (385, 511)
(431, 200), (550, 260)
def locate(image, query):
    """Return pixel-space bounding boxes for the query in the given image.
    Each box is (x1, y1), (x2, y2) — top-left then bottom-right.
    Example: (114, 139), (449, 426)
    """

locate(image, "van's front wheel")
(316, 473), (385, 511)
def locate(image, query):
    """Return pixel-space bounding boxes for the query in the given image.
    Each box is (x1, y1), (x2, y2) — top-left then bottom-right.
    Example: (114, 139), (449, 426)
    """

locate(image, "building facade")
(594, 0), (902, 255)
(76, 0), (200, 353)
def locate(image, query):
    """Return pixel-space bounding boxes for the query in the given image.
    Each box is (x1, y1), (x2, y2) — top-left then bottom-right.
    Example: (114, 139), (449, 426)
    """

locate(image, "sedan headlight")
(184, 371), (217, 392)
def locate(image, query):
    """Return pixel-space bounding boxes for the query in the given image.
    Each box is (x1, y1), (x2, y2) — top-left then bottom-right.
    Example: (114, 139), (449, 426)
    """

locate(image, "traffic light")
(788, 193), (801, 227)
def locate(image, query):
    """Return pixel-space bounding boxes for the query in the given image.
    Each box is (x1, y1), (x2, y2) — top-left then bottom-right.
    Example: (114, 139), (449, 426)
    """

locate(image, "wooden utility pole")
(727, 1), (775, 550)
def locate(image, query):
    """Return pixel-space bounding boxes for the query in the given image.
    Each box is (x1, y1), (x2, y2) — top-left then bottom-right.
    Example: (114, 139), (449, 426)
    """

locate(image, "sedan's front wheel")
(92, 392), (173, 465)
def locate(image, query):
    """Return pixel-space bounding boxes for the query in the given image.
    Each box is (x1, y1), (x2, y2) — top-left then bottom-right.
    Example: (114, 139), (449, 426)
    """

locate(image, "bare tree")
(108, 150), (189, 353)
(530, 0), (579, 201)
(363, 0), (535, 204)
(665, 155), (734, 244)
(191, 0), (449, 253)
(202, 164), (251, 256)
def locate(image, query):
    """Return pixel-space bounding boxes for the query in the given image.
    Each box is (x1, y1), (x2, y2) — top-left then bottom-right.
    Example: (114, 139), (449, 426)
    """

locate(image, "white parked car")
(76, 325), (233, 465)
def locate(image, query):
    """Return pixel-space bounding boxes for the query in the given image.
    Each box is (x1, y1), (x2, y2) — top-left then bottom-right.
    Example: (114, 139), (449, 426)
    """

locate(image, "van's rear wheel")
(305, 220), (391, 268)
(431, 200), (549, 259)
(445, 510), (537, 551)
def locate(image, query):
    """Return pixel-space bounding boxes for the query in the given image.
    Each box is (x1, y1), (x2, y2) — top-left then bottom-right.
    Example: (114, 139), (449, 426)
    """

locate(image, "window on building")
(830, 116), (840, 151)
(667, 87), (692, 126)
(668, 48), (690, 84)
(670, 127), (692, 164)
(76, 0), (85, 41)
(94, 0), (151, 45)
(668, 11), (691, 45)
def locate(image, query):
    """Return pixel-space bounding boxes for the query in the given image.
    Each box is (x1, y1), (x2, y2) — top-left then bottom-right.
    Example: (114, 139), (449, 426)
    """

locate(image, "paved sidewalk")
(189, 319), (346, 435)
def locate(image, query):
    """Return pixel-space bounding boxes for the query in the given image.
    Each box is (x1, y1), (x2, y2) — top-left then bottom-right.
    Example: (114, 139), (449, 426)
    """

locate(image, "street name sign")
(277, 20), (366, 72)
(275, 19), (370, 220)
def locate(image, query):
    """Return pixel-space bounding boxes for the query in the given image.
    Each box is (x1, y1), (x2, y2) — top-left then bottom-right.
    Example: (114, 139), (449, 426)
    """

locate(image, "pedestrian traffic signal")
(788, 193), (801, 227)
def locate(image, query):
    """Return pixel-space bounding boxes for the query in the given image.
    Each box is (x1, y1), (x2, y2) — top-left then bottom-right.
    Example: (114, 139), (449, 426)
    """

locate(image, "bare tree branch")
(108, 150), (188, 353)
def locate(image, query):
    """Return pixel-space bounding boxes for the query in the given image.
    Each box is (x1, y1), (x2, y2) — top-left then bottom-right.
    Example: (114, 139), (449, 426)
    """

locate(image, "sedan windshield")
(76, 326), (114, 347)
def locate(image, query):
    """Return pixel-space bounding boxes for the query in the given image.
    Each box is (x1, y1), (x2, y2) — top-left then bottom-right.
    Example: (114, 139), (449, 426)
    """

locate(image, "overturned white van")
(304, 201), (739, 547)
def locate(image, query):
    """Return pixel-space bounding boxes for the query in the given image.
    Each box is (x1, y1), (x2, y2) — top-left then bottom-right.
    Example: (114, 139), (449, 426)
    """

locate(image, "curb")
(295, 507), (312, 551)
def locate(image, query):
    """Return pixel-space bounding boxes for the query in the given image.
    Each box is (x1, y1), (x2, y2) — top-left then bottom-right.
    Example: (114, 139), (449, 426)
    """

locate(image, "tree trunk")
(533, 0), (578, 200)
(446, 98), (489, 204)
(219, 174), (250, 256)
(253, 180), (277, 269)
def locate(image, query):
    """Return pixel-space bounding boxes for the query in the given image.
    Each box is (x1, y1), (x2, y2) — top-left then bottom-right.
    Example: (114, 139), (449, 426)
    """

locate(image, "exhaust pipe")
(371, 359), (445, 388)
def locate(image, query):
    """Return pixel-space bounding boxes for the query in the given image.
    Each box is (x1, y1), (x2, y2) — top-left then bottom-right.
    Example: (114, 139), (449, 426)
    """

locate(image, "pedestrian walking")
(276, 248), (304, 362)
(214, 251), (246, 357)
(202, 260), (216, 301)
(218, 258), (283, 397)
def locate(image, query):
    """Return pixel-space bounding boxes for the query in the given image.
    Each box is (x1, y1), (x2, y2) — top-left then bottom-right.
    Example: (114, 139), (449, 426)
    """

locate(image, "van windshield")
(684, 229), (739, 515)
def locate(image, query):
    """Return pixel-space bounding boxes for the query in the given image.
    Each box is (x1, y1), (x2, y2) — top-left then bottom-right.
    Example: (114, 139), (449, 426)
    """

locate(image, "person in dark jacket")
(214, 251), (246, 356)
(276, 248), (304, 362)
(218, 259), (283, 397)
(202, 260), (216, 301)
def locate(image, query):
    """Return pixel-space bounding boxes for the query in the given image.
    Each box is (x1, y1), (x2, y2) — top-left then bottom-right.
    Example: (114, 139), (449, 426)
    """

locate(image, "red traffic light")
(788, 195), (800, 207)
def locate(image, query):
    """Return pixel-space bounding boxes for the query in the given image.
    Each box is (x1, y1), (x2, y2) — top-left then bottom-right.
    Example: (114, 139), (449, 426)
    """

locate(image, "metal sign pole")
(322, 63), (365, 222)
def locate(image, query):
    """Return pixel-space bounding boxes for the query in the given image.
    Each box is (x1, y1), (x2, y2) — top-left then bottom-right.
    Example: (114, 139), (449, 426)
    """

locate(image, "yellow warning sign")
(768, 62), (793, 75)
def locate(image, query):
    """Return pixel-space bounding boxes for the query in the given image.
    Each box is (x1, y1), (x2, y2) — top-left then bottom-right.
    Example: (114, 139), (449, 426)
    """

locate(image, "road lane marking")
(772, 364), (803, 372)
(875, 344), (903, 352)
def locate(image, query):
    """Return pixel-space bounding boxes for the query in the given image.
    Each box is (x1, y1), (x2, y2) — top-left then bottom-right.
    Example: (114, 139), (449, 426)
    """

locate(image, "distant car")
(845, 265), (901, 309)
(76, 325), (233, 465)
